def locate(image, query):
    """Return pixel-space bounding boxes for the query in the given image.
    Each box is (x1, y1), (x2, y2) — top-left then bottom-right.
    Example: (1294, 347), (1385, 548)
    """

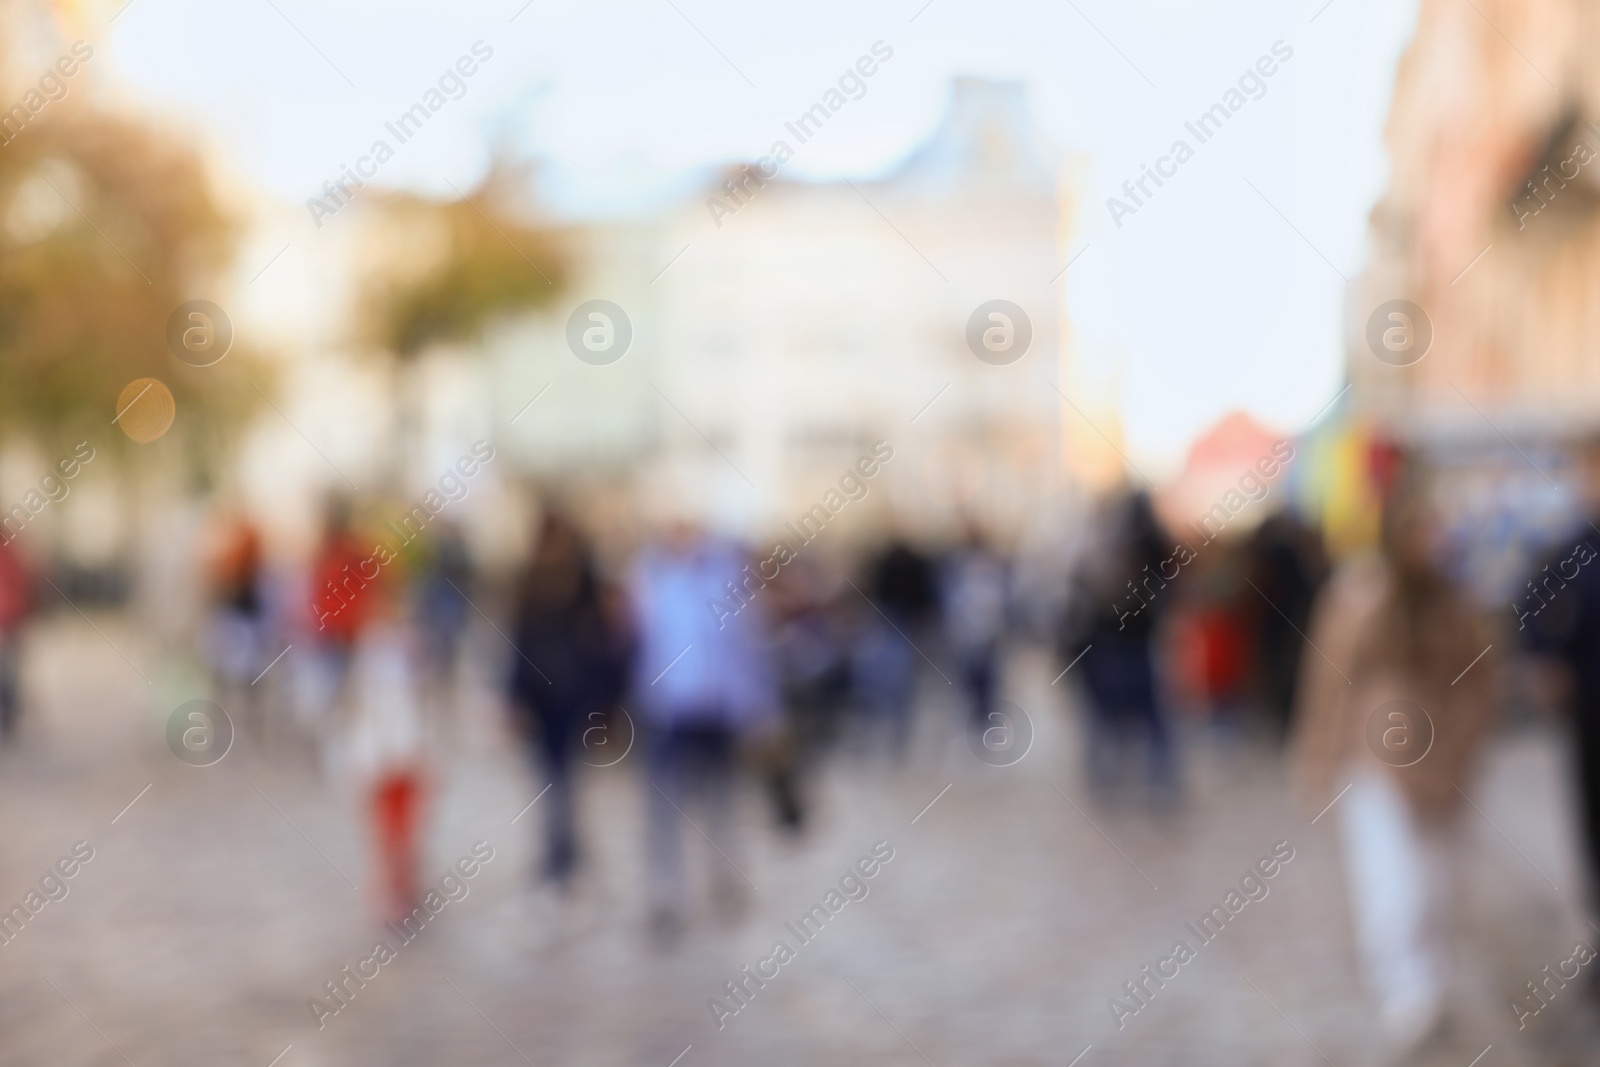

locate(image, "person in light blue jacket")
(630, 520), (779, 941)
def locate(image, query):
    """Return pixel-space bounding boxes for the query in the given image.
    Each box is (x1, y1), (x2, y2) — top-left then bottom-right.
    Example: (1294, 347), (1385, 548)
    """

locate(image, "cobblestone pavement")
(0, 616), (1598, 1067)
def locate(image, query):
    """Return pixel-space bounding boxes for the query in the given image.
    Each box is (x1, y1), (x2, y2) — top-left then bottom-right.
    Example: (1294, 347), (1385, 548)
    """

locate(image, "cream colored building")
(491, 78), (1075, 542)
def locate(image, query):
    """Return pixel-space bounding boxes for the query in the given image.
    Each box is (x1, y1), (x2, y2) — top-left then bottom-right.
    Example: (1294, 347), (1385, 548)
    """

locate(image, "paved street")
(0, 615), (1597, 1067)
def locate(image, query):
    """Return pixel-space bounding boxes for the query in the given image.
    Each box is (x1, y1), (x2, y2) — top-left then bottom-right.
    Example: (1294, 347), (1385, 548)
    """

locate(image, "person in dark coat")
(852, 537), (935, 758)
(1244, 510), (1327, 740)
(507, 511), (627, 888)
(1521, 445), (1600, 952)
(1062, 490), (1178, 798)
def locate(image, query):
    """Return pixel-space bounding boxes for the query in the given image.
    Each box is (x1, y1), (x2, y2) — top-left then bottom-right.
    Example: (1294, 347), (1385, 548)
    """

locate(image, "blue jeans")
(644, 719), (739, 910)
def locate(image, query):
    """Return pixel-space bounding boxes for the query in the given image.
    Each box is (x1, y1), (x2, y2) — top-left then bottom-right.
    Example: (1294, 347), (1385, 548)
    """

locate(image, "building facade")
(490, 78), (1074, 542)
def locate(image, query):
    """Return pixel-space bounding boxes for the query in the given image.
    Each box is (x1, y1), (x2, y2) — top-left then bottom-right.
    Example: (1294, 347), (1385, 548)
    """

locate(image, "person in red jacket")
(302, 500), (384, 769)
(309, 499), (381, 646)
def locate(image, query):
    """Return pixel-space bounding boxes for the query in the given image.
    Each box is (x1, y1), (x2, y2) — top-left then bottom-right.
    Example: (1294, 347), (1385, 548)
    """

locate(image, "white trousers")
(1338, 765), (1459, 1030)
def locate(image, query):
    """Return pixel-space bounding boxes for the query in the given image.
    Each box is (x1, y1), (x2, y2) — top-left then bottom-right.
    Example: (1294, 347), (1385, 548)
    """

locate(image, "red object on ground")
(371, 769), (423, 922)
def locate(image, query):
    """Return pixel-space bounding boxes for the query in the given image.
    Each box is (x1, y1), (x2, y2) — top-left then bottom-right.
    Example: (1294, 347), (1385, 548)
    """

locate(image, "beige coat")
(1292, 554), (1497, 819)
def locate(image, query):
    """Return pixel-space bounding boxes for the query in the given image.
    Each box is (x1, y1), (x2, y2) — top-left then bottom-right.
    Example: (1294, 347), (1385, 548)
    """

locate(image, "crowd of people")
(5, 443), (1600, 1055)
(159, 486), (1340, 942)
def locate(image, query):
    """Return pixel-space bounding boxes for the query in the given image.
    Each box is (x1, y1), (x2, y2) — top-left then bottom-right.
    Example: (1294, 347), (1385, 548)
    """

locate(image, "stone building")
(490, 78), (1074, 542)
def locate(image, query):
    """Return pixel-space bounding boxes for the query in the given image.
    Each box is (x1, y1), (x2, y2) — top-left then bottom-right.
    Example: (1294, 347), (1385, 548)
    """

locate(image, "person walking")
(1062, 490), (1179, 799)
(1294, 461), (1495, 1054)
(629, 518), (779, 942)
(853, 536), (936, 758)
(349, 599), (428, 925)
(506, 511), (625, 890)
(0, 535), (29, 745)
(413, 518), (473, 716)
(762, 559), (840, 832)
(203, 512), (270, 745)
(300, 500), (379, 769)
(1521, 441), (1600, 995)
(942, 526), (1009, 734)
(1245, 510), (1327, 740)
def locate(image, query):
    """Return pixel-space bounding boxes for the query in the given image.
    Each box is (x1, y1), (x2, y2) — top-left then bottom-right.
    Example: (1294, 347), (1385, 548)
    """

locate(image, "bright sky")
(99, 0), (1419, 469)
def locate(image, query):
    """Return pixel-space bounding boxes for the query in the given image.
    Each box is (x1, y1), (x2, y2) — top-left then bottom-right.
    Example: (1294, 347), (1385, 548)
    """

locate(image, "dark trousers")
(0, 635), (20, 741)
(959, 646), (999, 729)
(1081, 637), (1175, 790)
(519, 701), (580, 884)
(1577, 707), (1600, 912)
(1085, 699), (1175, 790)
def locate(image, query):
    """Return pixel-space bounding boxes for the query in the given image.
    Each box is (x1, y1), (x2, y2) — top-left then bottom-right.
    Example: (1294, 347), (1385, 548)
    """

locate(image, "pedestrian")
(348, 599), (428, 925)
(1244, 510), (1327, 740)
(764, 556), (846, 832)
(1062, 490), (1179, 799)
(413, 518), (473, 716)
(1171, 547), (1251, 741)
(1293, 459), (1495, 1053)
(301, 498), (379, 771)
(942, 526), (1008, 734)
(852, 536), (936, 758)
(203, 511), (269, 745)
(629, 517), (779, 942)
(0, 535), (29, 745)
(1521, 438), (1600, 996)
(506, 511), (624, 890)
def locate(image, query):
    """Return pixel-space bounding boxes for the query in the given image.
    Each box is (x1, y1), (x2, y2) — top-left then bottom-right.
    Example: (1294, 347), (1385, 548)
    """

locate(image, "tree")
(358, 163), (564, 360)
(0, 108), (256, 460)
